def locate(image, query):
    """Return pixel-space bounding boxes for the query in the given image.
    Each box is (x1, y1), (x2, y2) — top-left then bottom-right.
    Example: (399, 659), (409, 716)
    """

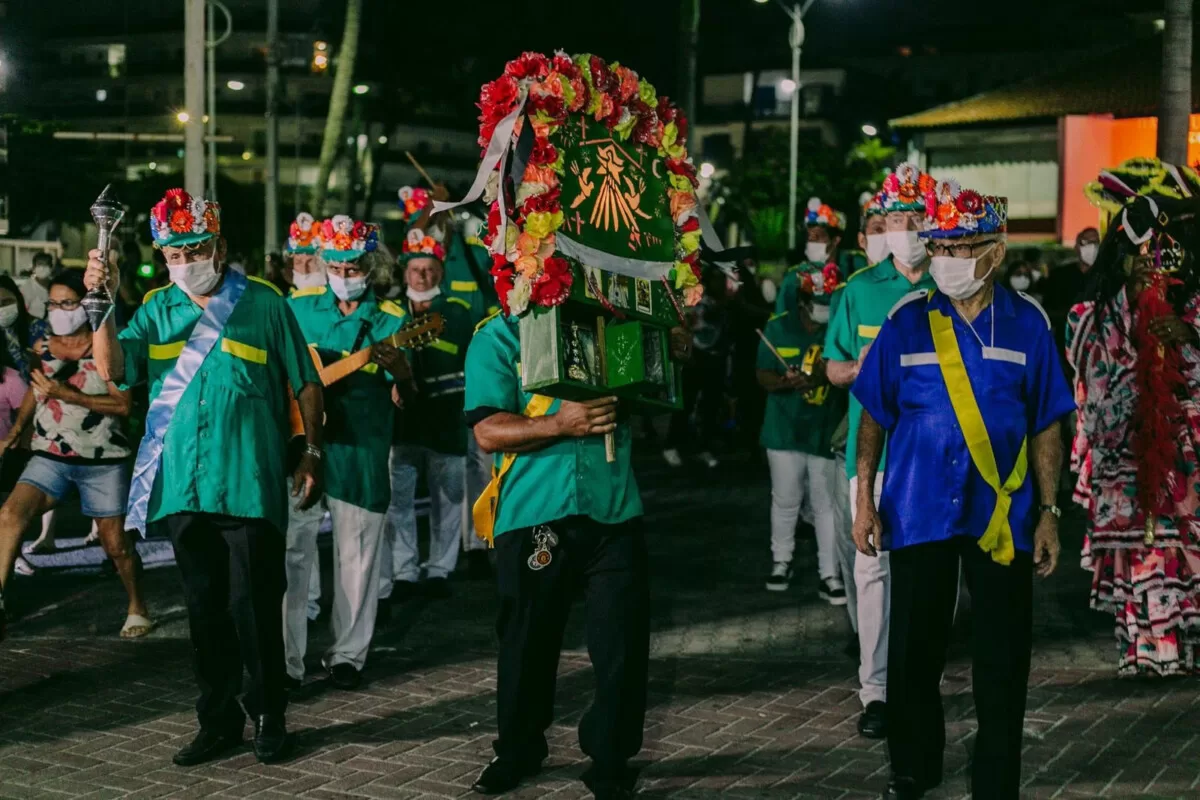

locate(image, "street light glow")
(353, 84), (370, 95)
(779, 78), (797, 95)
(226, 80), (245, 91)
(148, 162), (157, 170)
(378, 135), (388, 145)
(96, 89), (107, 102)
(242, 151), (253, 161)
(700, 162), (716, 179)
(176, 111), (190, 123)
(861, 123), (878, 136)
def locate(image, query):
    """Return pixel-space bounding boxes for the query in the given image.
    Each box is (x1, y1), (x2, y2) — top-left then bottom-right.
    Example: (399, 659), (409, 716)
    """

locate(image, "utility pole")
(265, 0), (280, 253)
(206, 0), (217, 200)
(1158, 0), (1193, 164)
(679, 0), (701, 129)
(184, 0), (205, 198)
(786, 3), (805, 253)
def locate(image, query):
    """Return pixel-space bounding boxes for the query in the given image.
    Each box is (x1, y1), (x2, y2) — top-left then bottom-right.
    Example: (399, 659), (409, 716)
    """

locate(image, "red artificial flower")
(531, 256), (573, 306)
(505, 52), (550, 81)
(552, 52), (579, 79)
(675, 113), (689, 146)
(169, 209), (194, 234)
(567, 76), (589, 113)
(351, 220), (366, 240)
(822, 263), (842, 291)
(680, 217), (700, 234)
(657, 96), (677, 124)
(479, 75), (521, 120)
(636, 113), (662, 148)
(491, 259), (515, 314)
(917, 173), (936, 195)
(588, 56), (616, 93)
(602, 97), (623, 130)
(321, 218), (336, 240)
(615, 66), (639, 102)
(955, 189), (983, 215)
(691, 262), (702, 280)
(680, 249), (700, 266)
(164, 187), (189, 209)
(152, 200), (169, 224)
(529, 92), (565, 124)
(529, 138), (558, 166)
(521, 187), (562, 217)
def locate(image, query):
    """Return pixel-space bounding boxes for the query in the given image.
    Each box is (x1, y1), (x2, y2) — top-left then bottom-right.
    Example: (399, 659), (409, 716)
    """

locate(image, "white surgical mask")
(33, 265), (53, 281)
(48, 307), (88, 336)
(292, 270), (326, 290)
(406, 285), (442, 303)
(0, 306), (19, 329)
(1079, 243), (1098, 266)
(168, 257), (222, 296)
(1010, 275), (1032, 292)
(885, 230), (928, 267)
(865, 233), (890, 265)
(809, 303), (831, 324)
(804, 242), (828, 264)
(328, 273), (369, 301)
(930, 251), (995, 301)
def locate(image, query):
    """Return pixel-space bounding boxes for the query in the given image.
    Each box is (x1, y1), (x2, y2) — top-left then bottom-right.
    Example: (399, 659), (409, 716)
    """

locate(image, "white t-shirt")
(21, 278), (49, 320)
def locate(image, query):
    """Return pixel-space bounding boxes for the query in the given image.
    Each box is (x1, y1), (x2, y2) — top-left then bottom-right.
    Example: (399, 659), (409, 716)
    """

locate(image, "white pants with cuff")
(850, 474), (889, 707)
(379, 444), (466, 595)
(834, 453), (858, 631)
(767, 449), (841, 582)
(283, 482), (387, 679)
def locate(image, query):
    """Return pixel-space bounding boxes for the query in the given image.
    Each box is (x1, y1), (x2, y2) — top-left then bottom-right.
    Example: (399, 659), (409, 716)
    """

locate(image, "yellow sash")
(471, 394), (556, 547)
(928, 308), (1025, 566)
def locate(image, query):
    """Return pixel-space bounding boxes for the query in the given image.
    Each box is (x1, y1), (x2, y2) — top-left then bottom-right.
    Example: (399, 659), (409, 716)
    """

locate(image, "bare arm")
(825, 359), (859, 388)
(1031, 420), (1063, 506)
(757, 368), (803, 393)
(92, 315), (124, 384)
(473, 397), (618, 455)
(38, 378), (132, 417)
(855, 409), (885, 511)
(0, 387), (38, 450)
(297, 382), (323, 451)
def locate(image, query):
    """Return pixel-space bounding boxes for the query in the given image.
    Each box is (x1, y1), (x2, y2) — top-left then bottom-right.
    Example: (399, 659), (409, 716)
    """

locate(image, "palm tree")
(312, 0), (363, 217)
(1158, 0), (1193, 165)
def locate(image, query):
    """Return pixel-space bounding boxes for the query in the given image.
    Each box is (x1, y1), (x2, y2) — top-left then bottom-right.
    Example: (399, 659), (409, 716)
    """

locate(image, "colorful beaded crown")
(287, 212), (321, 255)
(319, 215), (380, 262)
(150, 189), (220, 248)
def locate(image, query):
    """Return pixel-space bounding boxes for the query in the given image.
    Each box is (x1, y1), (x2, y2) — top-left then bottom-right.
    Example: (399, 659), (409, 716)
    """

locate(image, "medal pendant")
(528, 547), (552, 570)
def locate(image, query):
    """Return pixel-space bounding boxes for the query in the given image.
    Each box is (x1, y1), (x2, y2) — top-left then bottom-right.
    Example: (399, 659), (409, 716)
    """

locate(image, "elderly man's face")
(292, 253), (322, 275)
(885, 210), (924, 232)
(161, 236), (223, 267)
(405, 257), (443, 293)
(929, 235), (1007, 280)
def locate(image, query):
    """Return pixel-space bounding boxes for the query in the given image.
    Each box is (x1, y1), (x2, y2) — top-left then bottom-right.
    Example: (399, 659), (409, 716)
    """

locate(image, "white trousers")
(284, 487), (386, 679)
(766, 449), (841, 581)
(833, 454), (858, 632)
(379, 444), (466, 595)
(850, 474), (889, 707)
(462, 433), (491, 553)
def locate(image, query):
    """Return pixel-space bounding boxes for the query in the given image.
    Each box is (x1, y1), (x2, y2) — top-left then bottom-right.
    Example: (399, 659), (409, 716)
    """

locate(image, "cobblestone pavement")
(1, 450), (1198, 799)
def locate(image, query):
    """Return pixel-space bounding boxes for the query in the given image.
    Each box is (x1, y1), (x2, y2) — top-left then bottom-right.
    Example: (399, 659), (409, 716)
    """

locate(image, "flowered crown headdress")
(919, 178), (1007, 240)
(150, 189), (220, 248)
(860, 190), (886, 220)
(880, 162), (936, 214)
(798, 262), (842, 304)
(805, 197), (845, 231)
(287, 212), (321, 255)
(400, 227), (447, 263)
(397, 186), (431, 225)
(1084, 157), (1200, 265)
(436, 50), (703, 318)
(319, 215), (380, 263)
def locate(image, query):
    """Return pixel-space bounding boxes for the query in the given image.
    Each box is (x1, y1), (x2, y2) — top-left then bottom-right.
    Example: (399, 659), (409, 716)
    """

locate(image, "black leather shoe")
(253, 714), (291, 764)
(880, 776), (923, 799)
(172, 727), (242, 766)
(858, 701), (887, 739)
(327, 661), (362, 690)
(472, 756), (542, 794)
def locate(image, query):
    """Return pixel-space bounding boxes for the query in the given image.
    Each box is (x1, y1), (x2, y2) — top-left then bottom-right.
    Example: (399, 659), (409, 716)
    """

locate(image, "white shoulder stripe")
(887, 289), (930, 320)
(1016, 290), (1052, 330)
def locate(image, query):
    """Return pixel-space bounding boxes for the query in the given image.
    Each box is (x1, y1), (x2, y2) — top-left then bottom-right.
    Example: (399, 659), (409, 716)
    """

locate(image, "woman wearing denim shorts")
(0, 270), (150, 640)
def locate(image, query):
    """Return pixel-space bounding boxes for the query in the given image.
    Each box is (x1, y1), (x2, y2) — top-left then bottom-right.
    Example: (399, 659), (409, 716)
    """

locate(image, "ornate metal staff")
(83, 184), (124, 330)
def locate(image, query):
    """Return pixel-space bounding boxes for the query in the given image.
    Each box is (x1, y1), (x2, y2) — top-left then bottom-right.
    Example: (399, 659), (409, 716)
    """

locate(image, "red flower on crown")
(505, 51), (550, 81)
(169, 209), (195, 234)
(822, 263), (842, 292)
(955, 189), (983, 215)
(531, 256), (573, 307)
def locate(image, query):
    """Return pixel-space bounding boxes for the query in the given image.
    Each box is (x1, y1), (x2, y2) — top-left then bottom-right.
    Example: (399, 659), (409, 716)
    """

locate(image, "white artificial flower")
(515, 180), (549, 207)
(936, 178), (961, 202)
(407, 228), (425, 246)
(296, 211), (314, 229)
(483, 171), (500, 204)
(508, 274), (532, 315)
(895, 163), (918, 185)
(807, 197), (822, 213)
(398, 186), (413, 202)
(332, 214), (352, 234)
(190, 196), (208, 233)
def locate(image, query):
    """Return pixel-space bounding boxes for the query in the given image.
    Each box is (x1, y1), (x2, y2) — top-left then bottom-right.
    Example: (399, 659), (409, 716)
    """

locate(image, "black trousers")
(158, 513), (288, 732)
(667, 350), (726, 450)
(887, 537), (1033, 800)
(493, 517), (650, 781)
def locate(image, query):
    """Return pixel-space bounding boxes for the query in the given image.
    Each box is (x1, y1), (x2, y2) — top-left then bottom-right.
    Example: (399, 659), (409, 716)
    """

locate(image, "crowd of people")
(0, 143), (1195, 800)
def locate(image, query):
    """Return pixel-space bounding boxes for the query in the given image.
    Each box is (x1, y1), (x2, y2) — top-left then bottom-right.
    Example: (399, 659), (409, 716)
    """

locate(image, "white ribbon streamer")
(554, 233), (673, 281)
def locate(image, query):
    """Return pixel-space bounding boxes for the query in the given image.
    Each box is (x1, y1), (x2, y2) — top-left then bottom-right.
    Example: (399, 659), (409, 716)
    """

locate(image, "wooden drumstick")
(405, 151), (438, 188)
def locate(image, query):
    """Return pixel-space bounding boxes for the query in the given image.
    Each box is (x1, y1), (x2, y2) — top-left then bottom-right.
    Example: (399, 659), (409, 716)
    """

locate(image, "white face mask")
(1079, 243), (1098, 266)
(33, 265), (53, 281)
(328, 273), (369, 301)
(292, 270), (326, 290)
(885, 230), (928, 267)
(48, 307), (88, 336)
(809, 303), (831, 324)
(168, 257), (222, 297)
(865, 233), (890, 265)
(1010, 275), (1032, 292)
(930, 250), (995, 301)
(406, 285), (441, 303)
(0, 306), (19, 329)
(804, 242), (828, 264)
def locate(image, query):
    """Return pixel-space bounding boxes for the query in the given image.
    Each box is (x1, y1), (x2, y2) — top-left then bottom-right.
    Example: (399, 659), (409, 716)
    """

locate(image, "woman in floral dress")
(1067, 158), (1200, 676)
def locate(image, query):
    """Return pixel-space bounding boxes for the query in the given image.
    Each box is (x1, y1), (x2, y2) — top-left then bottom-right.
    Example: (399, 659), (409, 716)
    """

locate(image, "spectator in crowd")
(0, 270), (149, 641)
(22, 252), (55, 320)
(0, 330), (29, 498)
(264, 253), (293, 295)
(722, 247), (772, 450)
(0, 276), (38, 382)
(1005, 260), (1042, 304)
(1043, 226), (1101, 349)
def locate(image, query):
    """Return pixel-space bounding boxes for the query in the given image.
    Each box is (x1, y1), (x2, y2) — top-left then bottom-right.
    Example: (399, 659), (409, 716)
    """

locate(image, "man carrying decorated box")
(283, 215), (410, 691)
(378, 228), (477, 602)
(85, 188), (325, 766)
(823, 164), (938, 741)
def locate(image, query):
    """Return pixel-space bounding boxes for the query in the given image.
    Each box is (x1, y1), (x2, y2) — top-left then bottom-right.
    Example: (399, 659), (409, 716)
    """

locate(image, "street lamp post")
(205, 0), (233, 202)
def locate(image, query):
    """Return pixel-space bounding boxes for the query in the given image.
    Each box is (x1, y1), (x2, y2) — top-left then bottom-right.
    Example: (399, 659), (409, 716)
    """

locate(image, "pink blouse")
(0, 367), (28, 441)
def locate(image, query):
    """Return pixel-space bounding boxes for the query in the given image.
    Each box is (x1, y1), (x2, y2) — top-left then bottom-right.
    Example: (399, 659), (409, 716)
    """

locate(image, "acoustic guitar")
(288, 312), (444, 437)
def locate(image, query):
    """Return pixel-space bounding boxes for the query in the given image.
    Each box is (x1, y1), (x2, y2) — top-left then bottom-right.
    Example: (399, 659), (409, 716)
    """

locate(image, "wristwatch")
(1039, 504), (1062, 519)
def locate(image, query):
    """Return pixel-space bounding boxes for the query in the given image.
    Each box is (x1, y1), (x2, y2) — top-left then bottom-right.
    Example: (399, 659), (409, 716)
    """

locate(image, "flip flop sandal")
(120, 614), (154, 639)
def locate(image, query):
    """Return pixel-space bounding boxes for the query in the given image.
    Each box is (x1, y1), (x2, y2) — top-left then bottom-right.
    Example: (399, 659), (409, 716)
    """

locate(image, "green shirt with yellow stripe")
(116, 276), (320, 534)
(441, 232), (500, 324)
(393, 293), (474, 455)
(823, 255), (937, 478)
(288, 285), (407, 512)
(758, 312), (845, 456)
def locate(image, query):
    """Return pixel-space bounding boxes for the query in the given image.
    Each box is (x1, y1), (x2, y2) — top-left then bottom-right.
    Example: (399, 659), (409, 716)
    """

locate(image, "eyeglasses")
(47, 299), (82, 311)
(929, 240), (997, 259)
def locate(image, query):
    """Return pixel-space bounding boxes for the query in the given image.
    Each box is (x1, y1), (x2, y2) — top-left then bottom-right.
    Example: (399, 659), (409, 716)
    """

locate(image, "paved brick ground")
(0, 450), (1198, 799)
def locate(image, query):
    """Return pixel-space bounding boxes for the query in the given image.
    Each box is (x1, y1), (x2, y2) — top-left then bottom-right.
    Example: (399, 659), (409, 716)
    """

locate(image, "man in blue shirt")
(851, 186), (1074, 800)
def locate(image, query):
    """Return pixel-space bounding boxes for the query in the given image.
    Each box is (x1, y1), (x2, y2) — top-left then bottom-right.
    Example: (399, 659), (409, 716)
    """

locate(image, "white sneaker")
(819, 577), (848, 606)
(662, 448), (683, 468)
(13, 556), (35, 577)
(765, 561), (793, 592)
(697, 451), (719, 469)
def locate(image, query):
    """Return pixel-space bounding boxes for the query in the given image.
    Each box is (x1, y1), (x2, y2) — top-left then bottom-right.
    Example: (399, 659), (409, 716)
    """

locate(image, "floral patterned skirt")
(1084, 537), (1200, 676)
